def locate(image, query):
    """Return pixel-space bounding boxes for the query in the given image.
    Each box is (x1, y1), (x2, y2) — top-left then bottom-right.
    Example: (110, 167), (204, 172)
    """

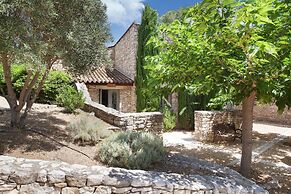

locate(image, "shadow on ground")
(0, 110), (70, 154)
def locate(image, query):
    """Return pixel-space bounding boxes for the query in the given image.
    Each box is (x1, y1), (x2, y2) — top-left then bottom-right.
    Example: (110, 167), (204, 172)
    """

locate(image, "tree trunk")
(240, 90), (256, 177)
(10, 108), (21, 129)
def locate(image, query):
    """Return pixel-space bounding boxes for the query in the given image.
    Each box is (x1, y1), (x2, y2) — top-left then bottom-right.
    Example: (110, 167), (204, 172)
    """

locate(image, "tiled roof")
(75, 67), (134, 85)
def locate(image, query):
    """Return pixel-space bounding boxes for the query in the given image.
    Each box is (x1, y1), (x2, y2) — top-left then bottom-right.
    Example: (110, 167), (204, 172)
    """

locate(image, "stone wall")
(87, 85), (100, 103)
(253, 104), (291, 125)
(76, 82), (162, 131)
(0, 156), (267, 194)
(193, 110), (242, 142)
(113, 23), (138, 81)
(84, 101), (163, 132)
(119, 85), (136, 113)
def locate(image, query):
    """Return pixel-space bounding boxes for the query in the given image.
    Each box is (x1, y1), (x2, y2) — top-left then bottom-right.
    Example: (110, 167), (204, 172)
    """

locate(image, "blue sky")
(101, 0), (201, 46)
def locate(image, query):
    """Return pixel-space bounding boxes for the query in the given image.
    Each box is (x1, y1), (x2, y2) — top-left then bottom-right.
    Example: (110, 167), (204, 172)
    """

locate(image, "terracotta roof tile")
(75, 67), (134, 85)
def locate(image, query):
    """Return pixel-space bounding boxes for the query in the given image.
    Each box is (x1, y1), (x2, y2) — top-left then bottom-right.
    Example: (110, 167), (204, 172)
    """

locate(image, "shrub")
(67, 116), (113, 145)
(0, 65), (73, 104)
(38, 70), (72, 104)
(56, 86), (85, 113)
(98, 131), (165, 169)
(0, 64), (27, 96)
(162, 106), (176, 131)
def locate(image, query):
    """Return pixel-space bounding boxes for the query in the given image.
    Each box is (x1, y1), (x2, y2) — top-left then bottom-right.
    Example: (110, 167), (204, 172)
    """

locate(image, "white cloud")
(101, 0), (144, 26)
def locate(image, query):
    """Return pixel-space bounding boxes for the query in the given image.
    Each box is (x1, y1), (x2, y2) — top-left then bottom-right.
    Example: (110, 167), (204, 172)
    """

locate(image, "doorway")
(100, 89), (120, 110)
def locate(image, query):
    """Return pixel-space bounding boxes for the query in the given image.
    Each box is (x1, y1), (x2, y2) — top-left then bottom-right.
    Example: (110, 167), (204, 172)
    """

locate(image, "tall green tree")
(0, 0), (110, 128)
(136, 5), (159, 112)
(148, 0), (290, 177)
(160, 7), (189, 24)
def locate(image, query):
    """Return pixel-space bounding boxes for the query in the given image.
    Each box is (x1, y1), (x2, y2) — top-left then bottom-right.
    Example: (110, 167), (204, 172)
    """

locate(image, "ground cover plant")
(67, 116), (113, 145)
(98, 130), (165, 169)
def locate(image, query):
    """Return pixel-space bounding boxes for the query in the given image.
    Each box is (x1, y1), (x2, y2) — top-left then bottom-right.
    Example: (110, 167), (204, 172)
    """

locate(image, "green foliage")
(162, 106), (176, 131)
(148, 0), (290, 111)
(67, 116), (113, 145)
(0, 0), (110, 72)
(56, 86), (85, 113)
(159, 7), (190, 24)
(147, 0), (290, 176)
(0, 1), (111, 128)
(98, 131), (165, 170)
(39, 71), (72, 104)
(0, 65), (73, 103)
(136, 5), (160, 112)
(0, 64), (27, 96)
(0, 64), (25, 96)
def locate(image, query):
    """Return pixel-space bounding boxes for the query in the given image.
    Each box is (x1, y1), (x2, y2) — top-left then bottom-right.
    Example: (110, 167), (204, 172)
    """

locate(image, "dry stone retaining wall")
(84, 102), (163, 132)
(76, 82), (163, 132)
(193, 110), (242, 142)
(0, 156), (267, 194)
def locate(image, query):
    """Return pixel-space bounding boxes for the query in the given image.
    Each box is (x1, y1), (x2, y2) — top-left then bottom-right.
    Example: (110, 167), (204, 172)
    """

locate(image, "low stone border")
(0, 156), (267, 194)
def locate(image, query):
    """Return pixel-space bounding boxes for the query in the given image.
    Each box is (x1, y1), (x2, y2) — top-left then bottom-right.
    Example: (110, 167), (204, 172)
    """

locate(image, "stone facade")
(85, 85), (136, 113)
(119, 85), (136, 113)
(87, 85), (100, 102)
(113, 23), (139, 81)
(253, 104), (291, 125)
(0, 156), (267, 194)
(193, 110), (242, 142)
(85, 23), (138, 113)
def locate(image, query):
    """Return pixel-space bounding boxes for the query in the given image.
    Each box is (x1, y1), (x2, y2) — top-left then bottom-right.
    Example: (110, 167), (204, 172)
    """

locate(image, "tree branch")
(18, 70), (41, 111)
(1, 54), (17, 108)
(20, 59), (56, 124)
(17, 70), (33, 111)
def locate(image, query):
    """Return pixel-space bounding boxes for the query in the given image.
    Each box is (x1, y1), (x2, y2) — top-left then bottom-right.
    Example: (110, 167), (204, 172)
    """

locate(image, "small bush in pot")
(97, 130), (165, 169)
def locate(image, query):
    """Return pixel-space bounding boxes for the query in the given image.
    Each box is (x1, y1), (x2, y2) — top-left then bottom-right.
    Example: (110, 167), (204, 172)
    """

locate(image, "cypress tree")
(136, 6), (158, 112)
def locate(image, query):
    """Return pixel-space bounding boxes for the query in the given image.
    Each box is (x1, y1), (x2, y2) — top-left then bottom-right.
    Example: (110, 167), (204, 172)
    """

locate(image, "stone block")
(19, 183), (56, 194)
(93, 186), (111, 194)
(61, 187), (80, 194)
(47, 170), (66, 184)
(87, 175), (103, 186)
(66, 173), (87, 187)
(9, 170), (38, 185)
(0, 183), (17, 192)
(111, 186), (132, 193)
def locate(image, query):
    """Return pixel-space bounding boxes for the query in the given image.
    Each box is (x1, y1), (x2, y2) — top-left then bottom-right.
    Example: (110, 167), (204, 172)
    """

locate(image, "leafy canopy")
(0, 0), (111, 72)
(147, 0), (290, 110)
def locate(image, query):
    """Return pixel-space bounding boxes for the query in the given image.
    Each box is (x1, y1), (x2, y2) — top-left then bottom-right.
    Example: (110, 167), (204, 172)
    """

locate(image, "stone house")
(75, 23), (139, 113)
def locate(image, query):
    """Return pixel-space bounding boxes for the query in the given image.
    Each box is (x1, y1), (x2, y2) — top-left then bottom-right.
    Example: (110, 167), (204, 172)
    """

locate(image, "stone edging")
(0, 156), (267, 194)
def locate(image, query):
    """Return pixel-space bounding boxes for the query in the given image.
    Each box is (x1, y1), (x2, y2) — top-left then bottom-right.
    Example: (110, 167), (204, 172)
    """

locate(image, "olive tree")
(0, 0), (110, 128)
(148, 0), (290, 177)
